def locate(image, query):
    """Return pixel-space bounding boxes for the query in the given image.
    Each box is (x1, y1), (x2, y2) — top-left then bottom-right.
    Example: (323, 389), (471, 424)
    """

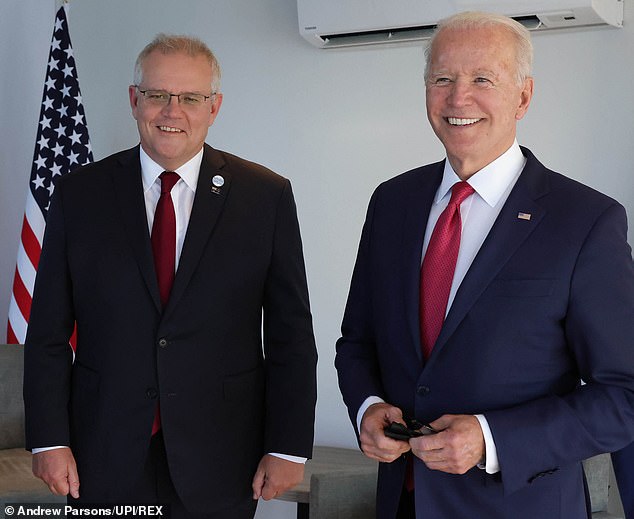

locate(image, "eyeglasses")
(135, 87), (215, 108)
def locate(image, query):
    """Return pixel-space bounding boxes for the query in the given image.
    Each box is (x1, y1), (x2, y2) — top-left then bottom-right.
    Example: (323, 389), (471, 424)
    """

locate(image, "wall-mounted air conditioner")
(298, 0), (623, 49)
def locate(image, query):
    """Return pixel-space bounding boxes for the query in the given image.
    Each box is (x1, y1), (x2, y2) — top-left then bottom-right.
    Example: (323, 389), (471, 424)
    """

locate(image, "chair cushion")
(0, 447), (65, 504)
(0, 344), (25, 450)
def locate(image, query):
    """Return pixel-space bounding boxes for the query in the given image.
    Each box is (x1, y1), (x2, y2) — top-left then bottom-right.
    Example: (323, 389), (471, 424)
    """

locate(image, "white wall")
(0, 0), (56, 345)
(1, 1), (632, 517)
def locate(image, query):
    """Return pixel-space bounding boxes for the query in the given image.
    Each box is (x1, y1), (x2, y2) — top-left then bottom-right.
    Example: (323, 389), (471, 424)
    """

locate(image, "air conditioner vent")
(319, 25), (437, 48)
(512, 15), (542, 30)
(298, 0), (623, 49)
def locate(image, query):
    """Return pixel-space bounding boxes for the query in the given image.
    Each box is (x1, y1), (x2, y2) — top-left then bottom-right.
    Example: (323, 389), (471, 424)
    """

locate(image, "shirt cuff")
(32, 446), (69, 454)
(357, 396), (386, 433)
(474, 414), (500, 473)
(269, 453), (307, 464)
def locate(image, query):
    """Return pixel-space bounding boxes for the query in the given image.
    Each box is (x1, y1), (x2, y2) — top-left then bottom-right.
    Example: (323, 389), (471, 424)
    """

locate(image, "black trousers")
(396, 488), (416, 519)
(71, 431), (257, 519)
(132, 431), (258, 519)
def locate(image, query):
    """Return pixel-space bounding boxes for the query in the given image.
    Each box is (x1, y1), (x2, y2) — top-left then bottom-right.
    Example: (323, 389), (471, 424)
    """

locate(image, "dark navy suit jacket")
(24, 145), (317, 514)
(336, 147), (634, 519)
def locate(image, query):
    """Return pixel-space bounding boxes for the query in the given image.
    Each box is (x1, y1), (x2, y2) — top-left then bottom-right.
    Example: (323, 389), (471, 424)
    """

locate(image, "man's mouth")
(158, 126), (183, 133)
(447, 117), (481, 126)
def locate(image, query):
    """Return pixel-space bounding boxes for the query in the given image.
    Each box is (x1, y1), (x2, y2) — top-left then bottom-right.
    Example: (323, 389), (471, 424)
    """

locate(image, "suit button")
(417, 385), (430, 396)
(146, 388), (158, 399)
(158, 338), (168, 348)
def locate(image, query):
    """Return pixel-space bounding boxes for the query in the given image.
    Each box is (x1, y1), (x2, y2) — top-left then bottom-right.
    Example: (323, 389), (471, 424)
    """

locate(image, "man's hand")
(359, 403), (411, 463)
(252, 454), (304, 501)
(32, 448), (80, 498)
(409, 414), (484, 474)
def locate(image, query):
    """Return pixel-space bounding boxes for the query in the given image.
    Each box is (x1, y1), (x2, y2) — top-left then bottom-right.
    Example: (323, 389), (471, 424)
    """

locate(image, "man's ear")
(129, 85), (140, 120)
(515, 77), (534, 121)
(208, 93), (223, 127)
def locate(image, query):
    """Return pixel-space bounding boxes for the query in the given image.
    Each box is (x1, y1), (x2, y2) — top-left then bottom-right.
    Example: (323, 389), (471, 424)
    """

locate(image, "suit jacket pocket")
(223, 366), (265, 403)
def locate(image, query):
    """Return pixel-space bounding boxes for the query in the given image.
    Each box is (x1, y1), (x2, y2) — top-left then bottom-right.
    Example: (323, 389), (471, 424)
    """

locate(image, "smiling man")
(24, 34), (317, 519)
(335, 12), (634, 519)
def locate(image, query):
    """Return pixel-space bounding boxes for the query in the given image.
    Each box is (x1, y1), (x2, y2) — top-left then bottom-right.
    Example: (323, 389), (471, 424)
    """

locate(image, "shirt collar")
(140, 147), (204, 193)
(437, 141), (526, 207)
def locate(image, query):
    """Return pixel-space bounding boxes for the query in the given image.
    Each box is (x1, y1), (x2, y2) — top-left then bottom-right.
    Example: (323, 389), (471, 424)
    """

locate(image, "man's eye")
(474, 77), (492, 84)
(181, 95), (201, 105)
(433, 77), (452, 84)
(148, 92), (169, 101)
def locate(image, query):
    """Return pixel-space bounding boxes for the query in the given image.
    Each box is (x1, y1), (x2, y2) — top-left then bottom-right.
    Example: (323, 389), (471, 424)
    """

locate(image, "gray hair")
(424, 11), (533, 86)
(133, 34), (221, 93)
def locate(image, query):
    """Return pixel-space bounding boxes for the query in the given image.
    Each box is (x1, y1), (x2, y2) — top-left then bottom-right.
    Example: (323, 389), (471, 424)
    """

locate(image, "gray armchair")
(583, 453), (624, 519)
(0, 343), (65, 504)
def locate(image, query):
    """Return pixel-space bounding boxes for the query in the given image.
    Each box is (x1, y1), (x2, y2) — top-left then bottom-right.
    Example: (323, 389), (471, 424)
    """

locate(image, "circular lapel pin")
(211, 175), (225, 195)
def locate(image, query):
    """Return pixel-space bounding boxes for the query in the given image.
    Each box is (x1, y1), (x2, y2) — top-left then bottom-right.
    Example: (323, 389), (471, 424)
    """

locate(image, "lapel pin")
(211, 175), (225, 195)
(517, 212), (532, 221)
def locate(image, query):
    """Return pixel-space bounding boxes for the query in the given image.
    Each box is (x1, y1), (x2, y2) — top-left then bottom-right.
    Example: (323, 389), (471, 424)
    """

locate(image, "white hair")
(424, 11), (533, 86)
(133, 34), (221, 93)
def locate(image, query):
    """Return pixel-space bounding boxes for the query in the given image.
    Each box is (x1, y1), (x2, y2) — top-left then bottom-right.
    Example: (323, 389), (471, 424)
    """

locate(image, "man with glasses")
(24, 34), (317, 519)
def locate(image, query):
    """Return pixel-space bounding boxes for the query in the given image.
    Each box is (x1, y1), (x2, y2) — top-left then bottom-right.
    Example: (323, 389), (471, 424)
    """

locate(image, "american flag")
(7, 5), (93, 344)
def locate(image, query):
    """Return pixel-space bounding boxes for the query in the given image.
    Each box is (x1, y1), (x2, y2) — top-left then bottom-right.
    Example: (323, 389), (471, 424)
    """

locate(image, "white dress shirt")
(140, 147), (199, 268)
(357, 141), (527, 474)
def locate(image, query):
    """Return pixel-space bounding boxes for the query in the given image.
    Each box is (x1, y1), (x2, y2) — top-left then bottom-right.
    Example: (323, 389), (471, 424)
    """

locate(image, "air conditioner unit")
(298, 0), (623, 49)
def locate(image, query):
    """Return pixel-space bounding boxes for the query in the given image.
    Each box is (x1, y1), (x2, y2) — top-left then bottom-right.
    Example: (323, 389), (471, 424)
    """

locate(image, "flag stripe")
(6, 321), (19, 346)
(16, 242), (38, 300)
(20, 214), (42, 270)
(24, 191), (46, 249)
(7, 294), (28, 345)
(7, 5), (92, 344)
(11, 267), (32, 322)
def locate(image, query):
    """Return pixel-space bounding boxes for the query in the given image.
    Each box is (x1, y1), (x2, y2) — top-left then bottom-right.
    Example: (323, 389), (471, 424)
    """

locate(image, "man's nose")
(161, 95), (185, 114)
(446, 81), (473, 106)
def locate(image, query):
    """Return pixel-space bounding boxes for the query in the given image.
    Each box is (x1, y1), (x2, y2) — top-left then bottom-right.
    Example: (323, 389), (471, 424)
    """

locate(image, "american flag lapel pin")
(517, 212), (532, 221)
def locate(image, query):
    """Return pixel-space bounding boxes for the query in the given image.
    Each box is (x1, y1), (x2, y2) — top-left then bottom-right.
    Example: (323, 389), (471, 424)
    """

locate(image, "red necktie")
(151, 171), (180, 307)
(420, 181), (474, 359)
(405, 182), (474, 492)
(150, 171), (179, 434)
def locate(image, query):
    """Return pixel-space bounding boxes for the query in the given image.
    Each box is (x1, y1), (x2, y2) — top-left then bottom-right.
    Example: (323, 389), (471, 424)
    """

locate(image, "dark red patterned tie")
(420, 181), (474, 359)
(150, 171), (179, 435)
(151, 171), (180, 307)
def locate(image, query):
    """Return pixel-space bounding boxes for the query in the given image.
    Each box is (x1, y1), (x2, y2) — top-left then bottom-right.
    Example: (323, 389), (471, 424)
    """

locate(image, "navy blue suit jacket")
(336, 147), (634, 519)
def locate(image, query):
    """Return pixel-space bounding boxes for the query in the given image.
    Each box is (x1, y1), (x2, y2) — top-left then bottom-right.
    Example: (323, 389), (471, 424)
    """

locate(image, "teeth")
(159, 126), (182, 132)
(448, 117), (481, 126)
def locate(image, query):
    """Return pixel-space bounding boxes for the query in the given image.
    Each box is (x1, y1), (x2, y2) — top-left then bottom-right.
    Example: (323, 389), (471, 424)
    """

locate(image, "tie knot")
(449, 181), (475, 206)
(159, 171), (180, 194)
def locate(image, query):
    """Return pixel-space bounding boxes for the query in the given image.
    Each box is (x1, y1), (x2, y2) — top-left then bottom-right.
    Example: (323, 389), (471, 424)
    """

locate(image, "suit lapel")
(164, 145), (230, 317)
(402, 164), (444, 362)
(110, 147), (162, 312)
(429, 148), (550, 359)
